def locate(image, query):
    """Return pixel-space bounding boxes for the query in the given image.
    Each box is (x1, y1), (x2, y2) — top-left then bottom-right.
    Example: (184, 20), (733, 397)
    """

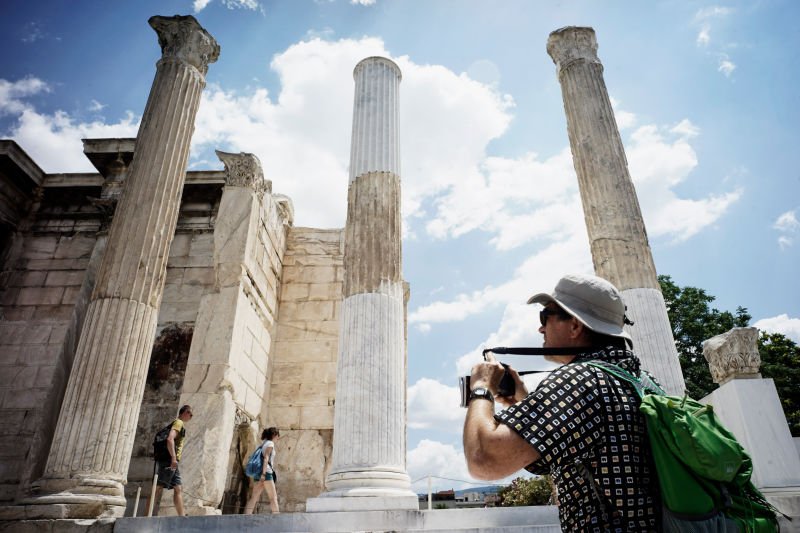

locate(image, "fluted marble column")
(306, 57), (417, 512)
(547, 27), (685, 395)
(26, 15), (218, 518)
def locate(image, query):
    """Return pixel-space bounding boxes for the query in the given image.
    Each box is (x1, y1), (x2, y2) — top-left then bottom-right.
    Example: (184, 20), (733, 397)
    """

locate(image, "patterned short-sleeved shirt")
(495, 349), (660, 532)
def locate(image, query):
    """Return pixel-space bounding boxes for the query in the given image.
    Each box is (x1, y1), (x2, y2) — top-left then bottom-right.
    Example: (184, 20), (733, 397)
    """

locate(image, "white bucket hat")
(527, 273), (632, 343)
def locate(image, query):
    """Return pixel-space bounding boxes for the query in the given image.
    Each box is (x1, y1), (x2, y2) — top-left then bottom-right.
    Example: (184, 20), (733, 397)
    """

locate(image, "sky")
(2, 0), (799, 494)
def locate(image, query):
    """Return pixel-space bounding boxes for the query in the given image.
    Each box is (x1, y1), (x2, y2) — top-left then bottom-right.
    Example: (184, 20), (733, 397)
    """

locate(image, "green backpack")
(586, 360), (784, 532)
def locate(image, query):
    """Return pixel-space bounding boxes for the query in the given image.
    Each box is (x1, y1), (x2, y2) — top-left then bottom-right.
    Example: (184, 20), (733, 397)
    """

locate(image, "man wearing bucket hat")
(463, 273), (661, 532)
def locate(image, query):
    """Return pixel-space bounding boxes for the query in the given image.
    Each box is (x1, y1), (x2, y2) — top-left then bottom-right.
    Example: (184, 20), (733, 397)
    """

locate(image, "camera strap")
(482, 346), (602, 359)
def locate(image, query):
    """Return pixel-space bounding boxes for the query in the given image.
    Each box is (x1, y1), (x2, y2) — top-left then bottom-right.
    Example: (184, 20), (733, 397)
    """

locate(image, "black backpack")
(152, 421), (175, 462)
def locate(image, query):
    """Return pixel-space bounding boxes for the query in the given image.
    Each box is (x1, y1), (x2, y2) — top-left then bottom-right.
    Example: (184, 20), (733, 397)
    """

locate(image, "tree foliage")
(498, 476), (552, 507)
(758, 331), (800, 436)
(658, 275), (750, 399)
(659, 275), (800, 436)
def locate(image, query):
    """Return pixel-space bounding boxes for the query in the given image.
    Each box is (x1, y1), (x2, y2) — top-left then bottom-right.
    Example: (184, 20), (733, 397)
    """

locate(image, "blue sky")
(2, 0), (799, 493)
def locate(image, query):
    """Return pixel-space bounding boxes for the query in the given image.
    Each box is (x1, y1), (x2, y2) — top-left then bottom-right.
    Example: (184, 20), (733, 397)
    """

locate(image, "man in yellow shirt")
(147, 404), (193, 516)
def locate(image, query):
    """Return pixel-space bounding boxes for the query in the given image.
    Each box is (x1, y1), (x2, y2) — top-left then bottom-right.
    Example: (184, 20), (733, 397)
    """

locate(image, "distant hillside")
(417, 485), (503, 498)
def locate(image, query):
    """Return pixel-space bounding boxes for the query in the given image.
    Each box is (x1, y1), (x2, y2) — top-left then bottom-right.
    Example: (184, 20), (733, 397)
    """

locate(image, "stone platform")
(5, 507), (561, 532)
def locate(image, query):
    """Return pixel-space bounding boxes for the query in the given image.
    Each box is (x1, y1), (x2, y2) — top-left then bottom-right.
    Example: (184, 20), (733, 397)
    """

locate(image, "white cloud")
(610, 97), (636, 130)
(718, 57), (736, 77)
(694, 6), (734, 21)
(774, 210), (799, 232)
(408, 439), (533, 493)
(21, 22), (45, 44)
(1, 77), (139, 172)
(407, 439), (474, 492)
(88, 99), (106, 112)
(351, 0), (377, 5)
(697, 24), (711, 47)
(774, 210), (798, 249)
(753, 314), (800, 344)
(194, 0), (261, 11)
(0, 77), (50, 115)
(221, 0), (261, 10)
(408, 378), (464, 430)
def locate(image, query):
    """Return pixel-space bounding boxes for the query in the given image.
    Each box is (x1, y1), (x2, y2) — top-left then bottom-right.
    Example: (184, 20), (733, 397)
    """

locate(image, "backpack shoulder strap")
(585, 360), (665, 398)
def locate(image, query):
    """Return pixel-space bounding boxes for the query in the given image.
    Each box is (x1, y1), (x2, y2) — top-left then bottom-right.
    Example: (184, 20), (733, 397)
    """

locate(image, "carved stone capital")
(547, 26), (601, 76)
(149, 15), (220, 76)
(702, 327), (762, 385)
(215, 150), (271, 195)
(273, 194), (295, 226)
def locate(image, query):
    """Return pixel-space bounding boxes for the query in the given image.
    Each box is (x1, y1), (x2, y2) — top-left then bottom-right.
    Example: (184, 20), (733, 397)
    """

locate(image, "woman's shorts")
(251, 472), (275, 482)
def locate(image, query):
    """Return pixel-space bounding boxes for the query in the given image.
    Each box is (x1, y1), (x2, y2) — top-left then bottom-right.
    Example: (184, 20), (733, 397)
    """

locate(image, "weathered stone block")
(182, 267), (215, 287)
(2, 387), (45, 409)
(169, 232), (192, 258)
(300, 405), (335, 429)
(308, 282), (342, 301)
(302, 361), (337, 384)
(269, 406), (301, 429)
(17, 287), (64, 306)
(279, 301), (335, 321)
(21, 236), (58, 260)
(281, 265), (338, 285)
(32, 305), (74, 321)
(54, 234), (96, 259)
(12, 271), (47, 287)
(271, 362), (304, 384)
(273, 339), (338, 361)
(280, 282), (309, 302)
(0, 366), (38, 388)
(44, 270), (86, 287)
(61, 286), (82, 305)
(275, 320), (339, 342)
(0, 306), (34, 321)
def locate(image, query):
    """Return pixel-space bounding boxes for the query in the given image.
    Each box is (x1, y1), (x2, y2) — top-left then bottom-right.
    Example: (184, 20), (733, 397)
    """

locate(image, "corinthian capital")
(215, 150), (271, 195)
(702, 327), (762, 385)
(547, 26), (601, 75)
(149, 15), (220, 76)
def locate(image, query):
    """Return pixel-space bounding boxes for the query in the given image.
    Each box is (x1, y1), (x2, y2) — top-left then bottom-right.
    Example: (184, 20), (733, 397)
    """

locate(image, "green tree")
(759, 331), (800, 436)
(659, 275), (800, 436)
(498, 476), (552, 507)
(658, 275), (750, 399)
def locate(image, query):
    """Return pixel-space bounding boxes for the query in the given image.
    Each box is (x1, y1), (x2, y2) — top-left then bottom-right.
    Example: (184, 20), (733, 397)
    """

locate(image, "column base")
(306, 493), (419, 512)
(20, 477), (126, 519)
(306, 468), (419, 512)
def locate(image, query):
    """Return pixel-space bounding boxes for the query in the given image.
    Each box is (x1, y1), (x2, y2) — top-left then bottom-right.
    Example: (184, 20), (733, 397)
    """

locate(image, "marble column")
(25, 15), (219, 518)
(547, 27), (685, 395)
(306, 57), (417, 512)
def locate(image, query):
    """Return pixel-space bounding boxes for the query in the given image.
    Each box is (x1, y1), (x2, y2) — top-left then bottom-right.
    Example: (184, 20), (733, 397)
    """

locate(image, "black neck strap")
(482, 346), (605, 360)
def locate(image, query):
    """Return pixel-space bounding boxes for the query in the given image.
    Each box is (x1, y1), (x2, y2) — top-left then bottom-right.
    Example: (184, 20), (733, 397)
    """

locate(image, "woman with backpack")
(244, 427), (281, 515)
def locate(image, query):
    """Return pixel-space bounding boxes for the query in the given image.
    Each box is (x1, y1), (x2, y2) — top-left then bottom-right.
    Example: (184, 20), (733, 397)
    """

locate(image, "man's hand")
(470, 352), (529, 406)
(469, 351), (506, 394)
(496, 364), (528, 407)
(170, 458), (178, 469)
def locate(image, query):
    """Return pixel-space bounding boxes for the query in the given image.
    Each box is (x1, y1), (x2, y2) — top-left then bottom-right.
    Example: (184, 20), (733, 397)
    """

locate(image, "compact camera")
(458, 364), (517, 407)
(458, 346), (576, 407)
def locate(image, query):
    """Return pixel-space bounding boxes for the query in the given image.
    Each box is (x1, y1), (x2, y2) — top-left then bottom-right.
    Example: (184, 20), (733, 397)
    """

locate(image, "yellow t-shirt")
(170, 419), (186, 461)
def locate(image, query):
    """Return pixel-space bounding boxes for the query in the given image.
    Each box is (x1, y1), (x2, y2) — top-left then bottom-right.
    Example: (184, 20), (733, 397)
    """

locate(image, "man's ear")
(568, 318), (586, 340)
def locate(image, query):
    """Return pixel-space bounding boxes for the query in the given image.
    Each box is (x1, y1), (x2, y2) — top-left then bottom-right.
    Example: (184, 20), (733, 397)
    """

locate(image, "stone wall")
(267, 227), (343, 512)
(0, 180), (107, 504)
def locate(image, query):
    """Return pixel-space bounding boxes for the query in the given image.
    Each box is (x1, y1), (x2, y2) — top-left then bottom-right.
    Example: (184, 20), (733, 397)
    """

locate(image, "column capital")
(215, 150), (271, 194)
(149, 15), (220, 76)
(547, 26), (601, 75)
(703, 327), (762, 385)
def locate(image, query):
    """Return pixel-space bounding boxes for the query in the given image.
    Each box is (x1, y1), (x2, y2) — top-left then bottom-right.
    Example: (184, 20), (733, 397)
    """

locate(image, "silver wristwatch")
(469, 387), (494, 404)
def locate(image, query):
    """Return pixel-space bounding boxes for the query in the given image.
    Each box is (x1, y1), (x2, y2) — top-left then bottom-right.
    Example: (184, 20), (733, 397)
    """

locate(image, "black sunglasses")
(539, 307), (571, 327)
